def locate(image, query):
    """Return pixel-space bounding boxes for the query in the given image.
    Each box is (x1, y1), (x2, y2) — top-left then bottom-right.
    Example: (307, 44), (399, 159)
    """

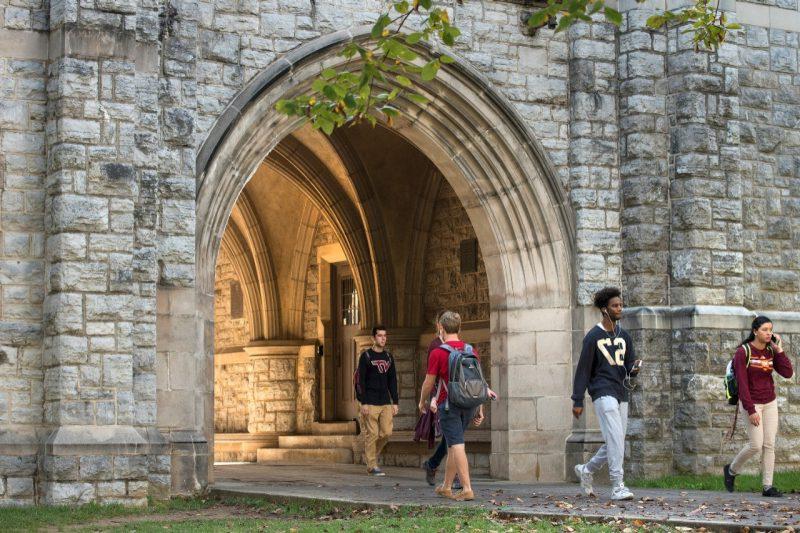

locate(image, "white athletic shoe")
(611, 482), (634, 501)
(574, 463), (595, 497)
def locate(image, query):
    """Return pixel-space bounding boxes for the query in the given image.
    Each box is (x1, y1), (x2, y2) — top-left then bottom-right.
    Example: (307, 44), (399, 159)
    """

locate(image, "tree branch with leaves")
(276, 0), (741, 134)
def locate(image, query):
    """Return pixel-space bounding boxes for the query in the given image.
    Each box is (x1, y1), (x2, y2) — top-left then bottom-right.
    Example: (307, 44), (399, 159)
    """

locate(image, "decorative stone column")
(564, 16), (622, 480)
(41, 0), (166, 504)
(616, 0), (673, 479)
(665, 2), (743, 473)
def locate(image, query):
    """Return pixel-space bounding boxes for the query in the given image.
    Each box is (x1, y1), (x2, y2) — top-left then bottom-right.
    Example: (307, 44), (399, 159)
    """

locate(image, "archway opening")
(157, 29), (575, 490)
(210, 123), (496, 471)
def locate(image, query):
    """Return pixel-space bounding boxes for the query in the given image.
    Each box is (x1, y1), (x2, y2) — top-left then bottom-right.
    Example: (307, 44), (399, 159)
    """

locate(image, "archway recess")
(188, 27), (575, 481)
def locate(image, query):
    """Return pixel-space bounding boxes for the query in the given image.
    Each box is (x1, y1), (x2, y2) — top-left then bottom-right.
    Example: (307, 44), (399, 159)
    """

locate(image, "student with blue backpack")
(417, 310), (497, 501)
(723, 316), (793, 497)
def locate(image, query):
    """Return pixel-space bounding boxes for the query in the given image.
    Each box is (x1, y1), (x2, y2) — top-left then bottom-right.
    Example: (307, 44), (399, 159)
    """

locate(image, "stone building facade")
(0, 0), (799, 505)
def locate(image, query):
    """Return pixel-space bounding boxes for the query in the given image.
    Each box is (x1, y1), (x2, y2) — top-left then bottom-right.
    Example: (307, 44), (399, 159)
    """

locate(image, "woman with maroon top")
(723, 316), (793, 497)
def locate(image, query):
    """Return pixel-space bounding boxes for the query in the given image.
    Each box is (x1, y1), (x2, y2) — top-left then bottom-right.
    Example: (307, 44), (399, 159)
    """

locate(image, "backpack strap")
(743, 343), (751, 368)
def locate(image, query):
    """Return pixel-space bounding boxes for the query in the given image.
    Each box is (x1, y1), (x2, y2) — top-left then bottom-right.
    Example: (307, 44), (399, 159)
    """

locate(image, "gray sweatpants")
(585, 395), (628, 486)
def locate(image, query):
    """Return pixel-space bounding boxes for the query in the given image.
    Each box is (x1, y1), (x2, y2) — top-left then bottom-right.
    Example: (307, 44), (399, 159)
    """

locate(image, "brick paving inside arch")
(213, 464), (800, 529)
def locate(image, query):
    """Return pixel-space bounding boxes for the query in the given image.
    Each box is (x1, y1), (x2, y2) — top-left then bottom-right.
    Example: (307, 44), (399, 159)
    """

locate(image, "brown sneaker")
(451, 490), (474, 501)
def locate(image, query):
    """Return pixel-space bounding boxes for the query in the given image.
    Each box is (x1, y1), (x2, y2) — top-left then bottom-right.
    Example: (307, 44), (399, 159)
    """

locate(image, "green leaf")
(419, 0), (431, 9)
(320, 119), (335, 135)
(394, 0), (409, 13)
(312, 79), (326, 93)
(421, 59), (439, 81)
(604, 6), (622, 26)
(321, 68), (337, 81)
(396, 75), (413, 87)
(380, 105), (400, 117)
(371, 14), (391, 38)
(406, 32), (423, 44)
(527, 10), (550, 28)
(407, 93), (429, 105)
(439, 55), (455, 64)
(727, 22), (742, 29)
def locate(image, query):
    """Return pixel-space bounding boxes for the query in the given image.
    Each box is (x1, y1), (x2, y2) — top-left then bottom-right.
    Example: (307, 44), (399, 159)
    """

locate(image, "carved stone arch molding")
(224, 191), (282, 340)
(187, 27), (575, 484)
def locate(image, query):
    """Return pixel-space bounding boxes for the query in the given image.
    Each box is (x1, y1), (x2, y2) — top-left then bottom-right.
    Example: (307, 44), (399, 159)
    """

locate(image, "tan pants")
(362, 404), (393, 470)
(730, 399), (779, 487)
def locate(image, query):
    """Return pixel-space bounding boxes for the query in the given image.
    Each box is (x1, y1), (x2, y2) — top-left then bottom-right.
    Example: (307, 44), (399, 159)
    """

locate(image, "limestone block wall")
(213, 251), (250, 350)
(0, 4), (48, 507)
(738, 24), (800, 309)
(213, 362), (250, 433)
(422, 182), (489, 324)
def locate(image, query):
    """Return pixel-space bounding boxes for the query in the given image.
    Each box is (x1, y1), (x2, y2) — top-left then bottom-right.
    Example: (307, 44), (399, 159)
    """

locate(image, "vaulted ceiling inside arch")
(219, 121), (457, 341)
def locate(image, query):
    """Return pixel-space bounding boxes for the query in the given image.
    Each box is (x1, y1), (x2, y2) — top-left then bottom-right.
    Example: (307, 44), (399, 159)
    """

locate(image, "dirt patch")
(62, 504), (271, 530)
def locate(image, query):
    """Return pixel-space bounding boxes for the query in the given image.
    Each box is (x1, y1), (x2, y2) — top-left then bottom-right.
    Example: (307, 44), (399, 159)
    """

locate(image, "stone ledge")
(45, 425), (149, 456)
(624, 305), (800, 332)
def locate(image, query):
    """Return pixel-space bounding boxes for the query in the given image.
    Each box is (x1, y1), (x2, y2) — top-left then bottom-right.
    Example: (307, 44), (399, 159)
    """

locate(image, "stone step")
(278, 435), (356, 449)
(256, 447), (353, 464)
(311, 421), (357, 435)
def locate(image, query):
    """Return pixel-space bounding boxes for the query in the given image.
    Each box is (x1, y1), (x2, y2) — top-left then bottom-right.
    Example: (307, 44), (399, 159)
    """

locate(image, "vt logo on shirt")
(597, 338), (627, 366)
(750, 354), (774, 373)
(371, 359), (391, 373)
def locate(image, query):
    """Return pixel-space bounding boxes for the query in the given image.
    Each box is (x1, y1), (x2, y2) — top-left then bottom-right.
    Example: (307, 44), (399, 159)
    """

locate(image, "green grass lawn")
(0, 495), (669, 532)
(630, 469), (800, 492)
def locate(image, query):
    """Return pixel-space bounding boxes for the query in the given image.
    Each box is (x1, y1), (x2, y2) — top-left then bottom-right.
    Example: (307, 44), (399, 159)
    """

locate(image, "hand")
(630, 359), (643, 376)
(572, 406), (583, 419)
(429, 401), (438, 414)
(488, 388), (498, 401)
(771, 333), (783, 352)
(473, 409), (484, 426)
(418, 401), (427, 414)
(392, 404), (399, 416)
(360, 404), (369, 417)
(749, 412), (761, 427)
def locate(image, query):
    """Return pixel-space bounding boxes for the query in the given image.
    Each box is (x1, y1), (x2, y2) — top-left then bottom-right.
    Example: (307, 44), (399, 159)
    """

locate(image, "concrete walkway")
(213, 463), (800, 530)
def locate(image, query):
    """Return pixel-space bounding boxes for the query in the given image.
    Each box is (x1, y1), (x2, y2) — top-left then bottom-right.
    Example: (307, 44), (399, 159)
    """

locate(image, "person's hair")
(593, 287), (622, 310)
(433, 310), (446, 326)
(371, 325), (387, 337)
(439, 311), (461, 334)
(741, 315), (772, 346)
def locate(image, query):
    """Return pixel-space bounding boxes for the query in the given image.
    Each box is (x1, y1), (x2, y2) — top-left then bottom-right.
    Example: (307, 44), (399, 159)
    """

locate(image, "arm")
(734, 347), (755, 416)
(571, 333), (595, 411)
(418, 373), (437, 414)
(773, 350), (794, 379)
(624, 332), (636, 374)
(388, 355), (399, 413)
(771, 334), (793, 379)
(358, 352), (369, 416)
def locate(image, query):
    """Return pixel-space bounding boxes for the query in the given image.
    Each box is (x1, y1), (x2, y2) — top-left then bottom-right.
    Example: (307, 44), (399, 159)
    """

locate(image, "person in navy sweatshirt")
(724, 315), (793, 497)
(571, 286), (641, 501)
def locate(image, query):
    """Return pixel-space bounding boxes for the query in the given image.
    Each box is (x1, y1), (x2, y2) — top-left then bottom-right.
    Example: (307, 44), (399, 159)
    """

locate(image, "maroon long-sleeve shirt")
(734, 343), (793, 415)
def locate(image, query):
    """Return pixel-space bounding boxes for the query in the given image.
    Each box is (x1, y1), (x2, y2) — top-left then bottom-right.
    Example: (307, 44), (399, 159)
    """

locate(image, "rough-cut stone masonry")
(2, 0), (800, 504)
(422, 181), (489, 324)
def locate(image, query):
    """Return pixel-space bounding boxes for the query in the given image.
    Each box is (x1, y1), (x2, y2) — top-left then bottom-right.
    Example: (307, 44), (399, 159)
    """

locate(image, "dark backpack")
(354, 351), (392, 403)
(724, 344), (753, 405)
(354, 351), (371, 403)
(440, 343), (488, 410)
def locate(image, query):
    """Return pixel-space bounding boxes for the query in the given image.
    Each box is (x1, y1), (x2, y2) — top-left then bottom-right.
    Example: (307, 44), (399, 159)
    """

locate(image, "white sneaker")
(574, 463), (594, 497)
(611, 482), (634, 501)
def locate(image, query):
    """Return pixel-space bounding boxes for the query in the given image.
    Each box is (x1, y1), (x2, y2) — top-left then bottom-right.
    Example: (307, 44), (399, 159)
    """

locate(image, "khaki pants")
(362, 404), (393, 470)
(730, 399), (779, 487)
